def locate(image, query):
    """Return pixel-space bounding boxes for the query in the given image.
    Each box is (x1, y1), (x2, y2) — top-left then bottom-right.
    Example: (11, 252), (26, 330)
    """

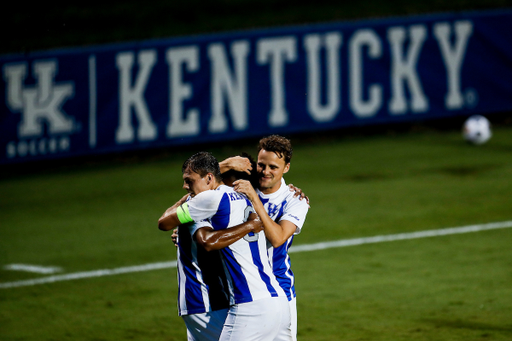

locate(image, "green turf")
(296, 229), (512, 340)
(1, 123), (511, 340)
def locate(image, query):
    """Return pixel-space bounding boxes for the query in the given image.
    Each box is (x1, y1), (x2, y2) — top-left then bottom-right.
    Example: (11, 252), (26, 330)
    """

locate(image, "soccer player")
(159, 151), (292, 341)
(231, 135), (310, 341)
(161, 194), (262, 340)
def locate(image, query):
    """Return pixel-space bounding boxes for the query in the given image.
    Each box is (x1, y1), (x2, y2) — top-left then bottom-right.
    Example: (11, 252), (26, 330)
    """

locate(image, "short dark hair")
(182, 151), (222, 182)
(221, 152), (259, 188)
(258, 135), (293, 164)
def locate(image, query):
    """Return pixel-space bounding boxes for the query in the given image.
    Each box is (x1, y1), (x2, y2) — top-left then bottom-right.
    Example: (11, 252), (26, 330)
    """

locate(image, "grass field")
(1, 120), (512, 340)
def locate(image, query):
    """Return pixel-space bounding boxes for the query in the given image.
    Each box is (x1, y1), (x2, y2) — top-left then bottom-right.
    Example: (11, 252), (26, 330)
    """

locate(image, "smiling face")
(257, 149), (290, 194)
(182, 166), (211, 197)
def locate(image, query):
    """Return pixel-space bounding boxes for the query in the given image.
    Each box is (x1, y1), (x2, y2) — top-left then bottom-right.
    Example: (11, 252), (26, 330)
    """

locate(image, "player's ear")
(283, 163), (290, 174)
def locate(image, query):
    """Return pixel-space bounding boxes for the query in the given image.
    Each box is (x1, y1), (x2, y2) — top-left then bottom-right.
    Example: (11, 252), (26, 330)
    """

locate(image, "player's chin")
(259, 178), (271, 187)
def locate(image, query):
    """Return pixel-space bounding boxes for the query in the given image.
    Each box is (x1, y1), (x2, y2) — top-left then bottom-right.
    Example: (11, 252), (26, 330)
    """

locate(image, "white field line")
(0, 261), (176, 289)
(289, 220), (512, 253)
(3, 264), (62, 274)
(1, 220), (512, 289)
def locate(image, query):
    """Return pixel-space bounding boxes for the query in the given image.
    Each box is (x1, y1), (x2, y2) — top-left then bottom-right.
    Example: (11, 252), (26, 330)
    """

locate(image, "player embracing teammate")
(158, 135), (309, 340)
(231, 135), (309, 340)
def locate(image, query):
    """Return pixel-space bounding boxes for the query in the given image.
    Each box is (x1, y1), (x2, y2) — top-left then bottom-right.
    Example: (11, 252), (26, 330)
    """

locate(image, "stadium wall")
(1, 9), (511, 164)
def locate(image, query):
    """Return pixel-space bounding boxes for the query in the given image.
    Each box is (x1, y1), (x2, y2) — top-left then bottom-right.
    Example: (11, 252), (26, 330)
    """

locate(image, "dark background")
(3, 0), (511, 55)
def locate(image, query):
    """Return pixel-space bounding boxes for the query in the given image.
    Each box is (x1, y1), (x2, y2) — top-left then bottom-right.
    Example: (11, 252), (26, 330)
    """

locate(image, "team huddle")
(158, 135), (309, 340)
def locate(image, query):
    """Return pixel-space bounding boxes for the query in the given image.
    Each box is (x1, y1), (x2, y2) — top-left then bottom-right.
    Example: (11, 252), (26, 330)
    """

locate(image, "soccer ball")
(462, 115), (492, 145)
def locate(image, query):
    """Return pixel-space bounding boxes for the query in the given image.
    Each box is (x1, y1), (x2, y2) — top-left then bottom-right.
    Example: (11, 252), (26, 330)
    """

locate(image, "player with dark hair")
(230, 134), (310, 341)
(258, 134), (293, 164)
(159, 151), (264, 340)
(159, 151), (292, 340)
(220, 152), (259, 188)
(181, 151), (223, 183)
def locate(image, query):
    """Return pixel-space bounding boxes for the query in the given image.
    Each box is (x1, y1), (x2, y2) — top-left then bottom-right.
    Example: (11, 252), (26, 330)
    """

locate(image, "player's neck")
(259, 178), (283, 195)
(211, 180), (223, 190)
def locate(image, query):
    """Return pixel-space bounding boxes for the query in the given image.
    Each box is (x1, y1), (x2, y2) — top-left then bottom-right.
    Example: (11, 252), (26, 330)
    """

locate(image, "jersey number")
(243, 206), (259, 242)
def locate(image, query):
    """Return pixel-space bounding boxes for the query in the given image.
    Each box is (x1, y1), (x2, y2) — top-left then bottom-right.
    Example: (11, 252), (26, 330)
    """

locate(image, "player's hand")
(171, 228), (179, 247)
(288, 184), (310, 207)
(252, 218), (263, 234)
(222, 156), (252, 175)
(248, 213), (263, 233)
(233, 179), (258, 202)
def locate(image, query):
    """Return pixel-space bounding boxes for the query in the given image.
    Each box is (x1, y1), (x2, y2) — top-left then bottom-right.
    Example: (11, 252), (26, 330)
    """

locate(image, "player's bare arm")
(219, 156), (252, 175)
(233, 179), (297, 248)
(158, 194), (189, 231)
(195, 213), (262, 252)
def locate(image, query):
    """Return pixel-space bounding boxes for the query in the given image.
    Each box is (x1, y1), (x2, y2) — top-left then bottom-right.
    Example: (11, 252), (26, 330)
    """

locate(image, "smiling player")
(159, 151), (292, 340)
(232, 135), (310, 341)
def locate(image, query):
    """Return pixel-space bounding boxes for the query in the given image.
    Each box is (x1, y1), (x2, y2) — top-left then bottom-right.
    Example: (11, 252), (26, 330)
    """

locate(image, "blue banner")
(2, 9), (512, 164)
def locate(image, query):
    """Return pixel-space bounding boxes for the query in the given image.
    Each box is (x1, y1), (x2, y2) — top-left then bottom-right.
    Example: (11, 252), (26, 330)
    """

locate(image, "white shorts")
(220, 296), (292, 341)
(182, 308), (229, 341)
(289, 297), (297, 341)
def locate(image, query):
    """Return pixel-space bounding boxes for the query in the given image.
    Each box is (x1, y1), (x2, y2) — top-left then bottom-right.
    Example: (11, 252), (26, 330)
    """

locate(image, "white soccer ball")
(462, 115), (492, 145)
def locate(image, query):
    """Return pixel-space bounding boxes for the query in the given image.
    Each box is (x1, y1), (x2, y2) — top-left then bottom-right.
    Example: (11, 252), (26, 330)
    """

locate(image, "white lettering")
(6, 142), (16, 158)
(388, 25), (429, 114)
(257, 36), (297, 127)
(349, 29), (382, 118)
(6, 137), (69, 159)
(304, 32), (342, 122)
(116, 50), (158, 143)
(166, 46), (200, 137)
(208, 41), (249, 133)
(3, 61), (75, 138)
(3, 63), (27, 111)
(21, 86), (74, 136)
(434, 21), (473, 110)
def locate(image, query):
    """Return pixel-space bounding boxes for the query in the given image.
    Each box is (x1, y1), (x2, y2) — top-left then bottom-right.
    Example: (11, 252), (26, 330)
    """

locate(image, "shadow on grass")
(423, 318), (512, 332)
(337, 163), (500, 183)
(339, 173), (392, 182)
(433, 164), (500, 177)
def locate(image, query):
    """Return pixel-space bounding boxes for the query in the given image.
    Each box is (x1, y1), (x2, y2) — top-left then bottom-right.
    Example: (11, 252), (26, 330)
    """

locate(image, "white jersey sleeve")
(187, 190), (224, 222)
(279, 195), (309, 235)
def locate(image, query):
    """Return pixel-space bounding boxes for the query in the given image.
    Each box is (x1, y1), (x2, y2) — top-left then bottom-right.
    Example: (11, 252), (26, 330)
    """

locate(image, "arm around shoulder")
(158, 194), (190, 231)
(219, 156), (252, 175)
(194, 213), (262, 251)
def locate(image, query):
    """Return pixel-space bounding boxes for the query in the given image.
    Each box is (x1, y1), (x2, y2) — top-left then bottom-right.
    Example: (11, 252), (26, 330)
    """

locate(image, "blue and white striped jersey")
(257, 178), (309, 300)
(187, 185), (287, 305)
(176, 219), (230, 316)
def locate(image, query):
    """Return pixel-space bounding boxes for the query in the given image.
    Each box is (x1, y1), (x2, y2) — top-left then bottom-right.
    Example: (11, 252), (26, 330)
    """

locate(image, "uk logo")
(261, 198), (287, 220)
(3, 60), (76, 158)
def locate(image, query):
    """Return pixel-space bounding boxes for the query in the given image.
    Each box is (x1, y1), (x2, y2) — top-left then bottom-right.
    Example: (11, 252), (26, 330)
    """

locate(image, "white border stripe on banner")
(88, 54), (97, 148)
(1, 220), (511, 289)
